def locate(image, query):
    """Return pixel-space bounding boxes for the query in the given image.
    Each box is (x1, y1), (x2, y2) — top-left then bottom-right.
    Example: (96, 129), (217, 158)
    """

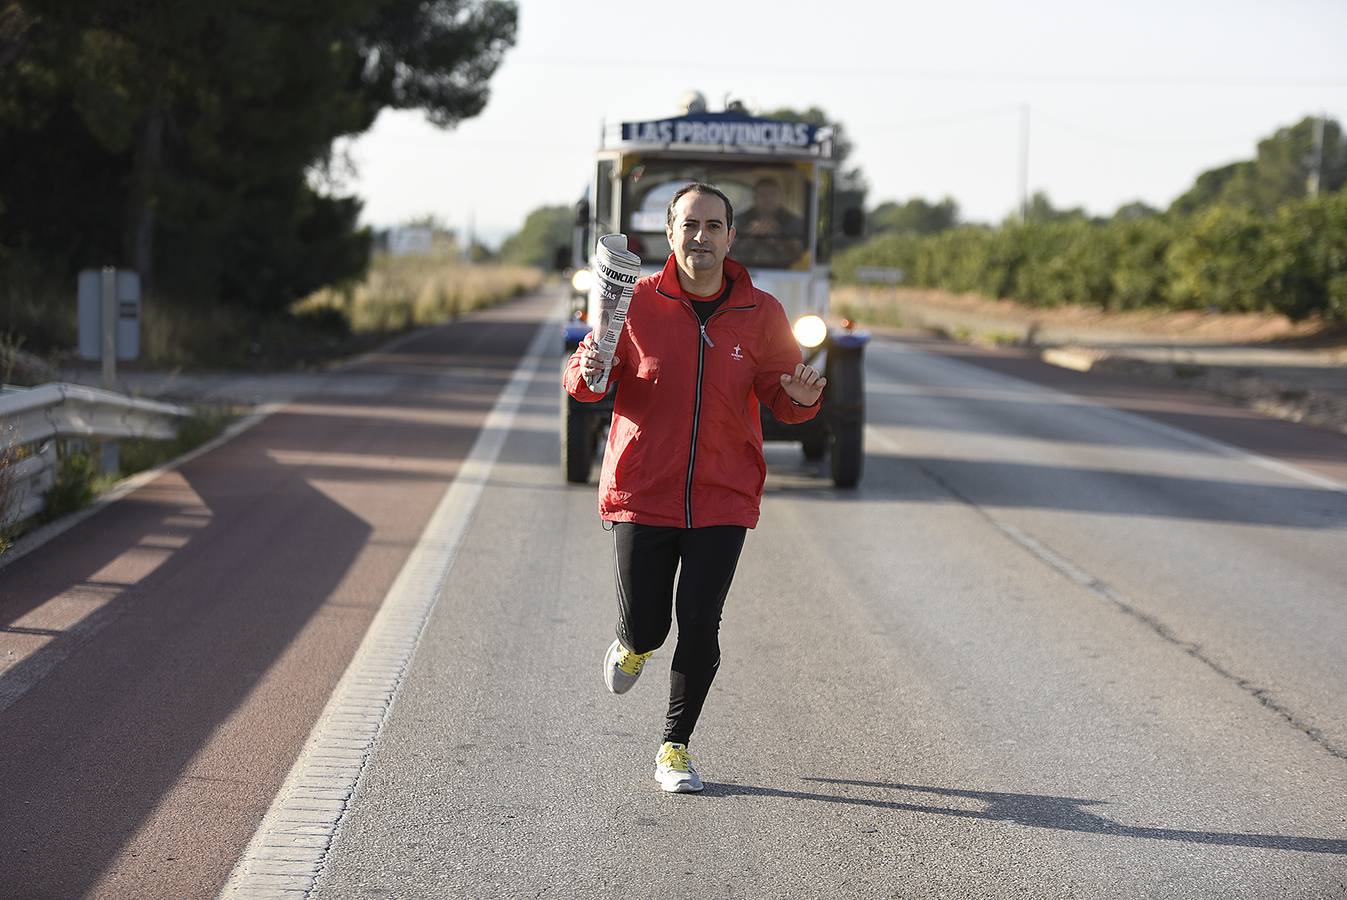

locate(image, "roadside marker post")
(78, 267), (142, 473)
(855, 266), (906, 320)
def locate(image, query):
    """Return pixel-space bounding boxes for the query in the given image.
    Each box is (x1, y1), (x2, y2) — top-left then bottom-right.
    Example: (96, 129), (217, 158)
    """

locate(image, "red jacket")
(564, 254), (821, 528)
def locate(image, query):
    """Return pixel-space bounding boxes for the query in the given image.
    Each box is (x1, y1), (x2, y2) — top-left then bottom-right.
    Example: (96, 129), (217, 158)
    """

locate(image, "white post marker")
(99, 266), (121, 475)
(585, 233), (641, 393)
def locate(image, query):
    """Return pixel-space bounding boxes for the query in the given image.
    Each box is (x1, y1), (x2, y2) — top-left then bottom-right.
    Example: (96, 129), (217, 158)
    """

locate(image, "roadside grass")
(115, 403), (238, 476)
(1, 330), (25, 383)
(834, 293), (906, 330)
(0, 434), (20, 554)
(836, 288), (1020, 346)
(3, 252), (544, 374)
(294, 251), (543, 333)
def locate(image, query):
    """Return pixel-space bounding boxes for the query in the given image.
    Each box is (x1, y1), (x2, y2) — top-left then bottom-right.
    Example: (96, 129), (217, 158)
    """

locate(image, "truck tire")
(802, 433), (827, 461)
(828, 351), (864, 488)
(561, 382), (594, 484)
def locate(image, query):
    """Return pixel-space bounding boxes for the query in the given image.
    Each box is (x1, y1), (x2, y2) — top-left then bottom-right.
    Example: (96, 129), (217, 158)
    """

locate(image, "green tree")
(499, 205), (572, 268)
(1262, 190), (1347, 321)
(1170, 162), (1255, 216)
(1107, 216), (1174, 309)
(1170, 116), (1345, 216)
(1020, 191), (1089, 223)
(1166, 205), (1274, 313)
(1112, 200), (1161, 221)
(0, 0), (517, 323)
(1011, 220), (1115, 306)
(831, 231), (921, 284)
(868, 197), (959, 236)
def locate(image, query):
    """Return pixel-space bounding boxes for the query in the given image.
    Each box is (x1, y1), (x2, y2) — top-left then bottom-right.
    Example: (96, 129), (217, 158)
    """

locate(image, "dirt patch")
(834, 286), (1343, 347)
(834, 286), (1347, 435)
(1085, 354), (1347, 434)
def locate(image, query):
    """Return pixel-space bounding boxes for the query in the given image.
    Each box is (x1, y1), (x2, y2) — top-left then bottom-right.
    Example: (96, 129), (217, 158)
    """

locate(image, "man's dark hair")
(666, 182), (734, 229)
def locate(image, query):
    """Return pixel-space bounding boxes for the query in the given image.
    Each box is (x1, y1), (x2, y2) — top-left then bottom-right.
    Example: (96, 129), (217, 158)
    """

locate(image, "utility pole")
(1307, 112), (1325, 198)
(1018, 103), (1031, 222)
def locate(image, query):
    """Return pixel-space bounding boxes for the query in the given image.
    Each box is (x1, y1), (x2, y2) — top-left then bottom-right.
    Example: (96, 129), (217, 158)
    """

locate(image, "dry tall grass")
(1, 247), (543, 372)
(294, 250), (543, 333)
(0, 424), (18, 550)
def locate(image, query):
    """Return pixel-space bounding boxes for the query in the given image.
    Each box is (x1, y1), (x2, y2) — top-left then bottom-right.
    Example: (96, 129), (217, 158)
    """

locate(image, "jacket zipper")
(667, 296), (755, 528)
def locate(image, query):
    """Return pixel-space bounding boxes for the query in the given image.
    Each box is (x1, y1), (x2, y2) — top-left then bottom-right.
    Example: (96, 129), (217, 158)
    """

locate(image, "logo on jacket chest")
(730, 344), (743, 361)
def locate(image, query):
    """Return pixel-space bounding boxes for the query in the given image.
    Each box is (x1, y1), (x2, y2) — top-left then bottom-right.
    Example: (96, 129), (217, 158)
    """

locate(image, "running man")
(563, 182), (825, 792)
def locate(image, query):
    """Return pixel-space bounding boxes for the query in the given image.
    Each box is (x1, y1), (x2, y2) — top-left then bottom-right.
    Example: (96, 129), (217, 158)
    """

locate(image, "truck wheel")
(828, 352), (864, 488)
(801, 433), (827, 461)
(830, 417), (863, 487)
(561, 383), (594, 484)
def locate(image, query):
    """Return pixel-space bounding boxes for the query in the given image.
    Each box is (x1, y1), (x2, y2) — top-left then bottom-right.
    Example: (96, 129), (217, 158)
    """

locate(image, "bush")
(1108, 216), (1175, 310)
(831, 231), (920, 284)
(915, 227), (998, 294)
(836, 192), (1346, 320)
(118, 405), (236, 475)
(1166, 205), (1275, 313)
(1261, 191), (1347, 320)
(42, 443), (100, 523)
(1008, 221), (1115, 307)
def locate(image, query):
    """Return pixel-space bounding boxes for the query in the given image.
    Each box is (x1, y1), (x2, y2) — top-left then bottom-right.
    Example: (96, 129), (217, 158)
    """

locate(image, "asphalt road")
(0, 294), (552, 900)
(4, 290), (1346, 898)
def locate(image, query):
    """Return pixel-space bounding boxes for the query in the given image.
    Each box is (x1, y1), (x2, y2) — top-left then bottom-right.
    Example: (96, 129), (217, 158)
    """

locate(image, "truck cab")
(564, 105), (867, 487)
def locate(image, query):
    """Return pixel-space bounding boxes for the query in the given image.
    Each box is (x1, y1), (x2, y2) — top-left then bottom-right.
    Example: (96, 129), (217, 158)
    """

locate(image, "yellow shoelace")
(657, 744), (692, 772)
(617, 648), (653, 676)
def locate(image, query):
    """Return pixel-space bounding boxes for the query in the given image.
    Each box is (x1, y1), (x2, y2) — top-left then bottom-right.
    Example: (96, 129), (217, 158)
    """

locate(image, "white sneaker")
(654, 742), (704, 793)
(603, 639), (653, 694)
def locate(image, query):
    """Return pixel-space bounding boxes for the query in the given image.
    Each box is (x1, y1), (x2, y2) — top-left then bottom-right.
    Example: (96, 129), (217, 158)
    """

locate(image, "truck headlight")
(792, 314), (827, 348)
(571, 268), (593, 293)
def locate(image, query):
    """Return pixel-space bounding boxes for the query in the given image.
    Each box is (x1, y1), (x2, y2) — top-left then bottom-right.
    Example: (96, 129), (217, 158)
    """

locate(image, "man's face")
(754, 181), (782, 214)
(666, 190), (735, 278)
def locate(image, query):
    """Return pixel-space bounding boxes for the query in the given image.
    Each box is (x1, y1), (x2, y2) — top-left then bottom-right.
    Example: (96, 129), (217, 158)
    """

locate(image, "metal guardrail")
(0, 382), (189, 529)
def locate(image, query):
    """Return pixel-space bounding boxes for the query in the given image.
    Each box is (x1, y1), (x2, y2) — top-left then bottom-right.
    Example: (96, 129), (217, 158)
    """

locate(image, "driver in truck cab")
(734, 176), (806, 267)
(563, 181), (825, 794)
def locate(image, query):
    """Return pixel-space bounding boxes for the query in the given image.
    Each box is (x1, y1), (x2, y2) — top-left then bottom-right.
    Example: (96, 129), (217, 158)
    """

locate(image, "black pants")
(612, 522), (747, 747)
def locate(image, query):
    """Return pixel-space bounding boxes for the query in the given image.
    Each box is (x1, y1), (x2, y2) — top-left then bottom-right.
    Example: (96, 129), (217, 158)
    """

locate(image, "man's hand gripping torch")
(582, 234), (641, 394)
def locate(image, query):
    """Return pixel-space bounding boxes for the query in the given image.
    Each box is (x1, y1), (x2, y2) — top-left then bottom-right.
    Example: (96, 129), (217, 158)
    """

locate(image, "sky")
(338, 0), (1347, 248)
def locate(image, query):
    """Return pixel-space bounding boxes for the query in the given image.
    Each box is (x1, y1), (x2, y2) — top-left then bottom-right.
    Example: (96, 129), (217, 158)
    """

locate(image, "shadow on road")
(762, 448), (1347, 530)
(870, 336), (1347, 473)
(0, 412), (376, 899)
(0, 311), (544, 899)
(702, 778), (1347, 855)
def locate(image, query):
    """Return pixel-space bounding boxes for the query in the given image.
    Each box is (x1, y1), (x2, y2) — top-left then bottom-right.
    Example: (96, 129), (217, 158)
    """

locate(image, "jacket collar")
(654, 254), (757, 306)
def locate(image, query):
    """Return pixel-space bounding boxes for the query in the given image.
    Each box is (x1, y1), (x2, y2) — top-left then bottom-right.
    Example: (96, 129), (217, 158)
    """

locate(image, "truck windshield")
(623, 161), (810, 270)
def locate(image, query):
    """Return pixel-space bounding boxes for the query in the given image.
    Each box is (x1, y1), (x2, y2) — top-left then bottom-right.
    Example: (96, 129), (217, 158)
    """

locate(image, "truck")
(562, 98), (868, 488)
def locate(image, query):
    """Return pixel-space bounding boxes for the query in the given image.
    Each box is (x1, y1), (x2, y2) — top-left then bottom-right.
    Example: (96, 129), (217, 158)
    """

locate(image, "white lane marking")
(871, 339), (1347, 493)
(218, 307), (560, 900)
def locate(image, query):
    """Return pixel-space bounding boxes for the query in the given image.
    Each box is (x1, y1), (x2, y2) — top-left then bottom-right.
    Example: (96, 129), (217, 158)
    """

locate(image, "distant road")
(2, 289), (1345, 899)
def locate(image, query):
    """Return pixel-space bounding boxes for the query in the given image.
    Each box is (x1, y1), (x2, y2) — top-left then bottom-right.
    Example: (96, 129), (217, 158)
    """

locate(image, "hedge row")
(833, 192), (1347, 321)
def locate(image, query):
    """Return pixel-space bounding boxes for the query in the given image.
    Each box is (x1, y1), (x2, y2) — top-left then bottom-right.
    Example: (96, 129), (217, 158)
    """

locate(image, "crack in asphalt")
(912, 459), (1347, 765)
